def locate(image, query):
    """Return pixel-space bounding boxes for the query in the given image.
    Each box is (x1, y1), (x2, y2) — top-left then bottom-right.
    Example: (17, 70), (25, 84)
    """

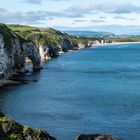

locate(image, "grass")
(0, 115), (42, 140)
(1, 23), (140, 52)
(8, 24), (101, 48)
(8, 24), (67, 46)
(0, 116), (17, 124)
(0, 23), (26, 52)
(0, 23), (16, 51)
(105, 37), (140, 43)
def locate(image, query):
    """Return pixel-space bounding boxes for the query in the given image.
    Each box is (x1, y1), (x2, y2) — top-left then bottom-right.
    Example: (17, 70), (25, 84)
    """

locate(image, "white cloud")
(0, 1), (140, 34)
(22, 0), (71, 5)
(22, 0), (42, 4)
(67, 2), (140, 15)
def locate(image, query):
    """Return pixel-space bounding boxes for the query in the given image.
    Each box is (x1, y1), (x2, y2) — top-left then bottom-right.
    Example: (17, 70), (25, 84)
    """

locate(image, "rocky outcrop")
(39, 45), (50, 60)
(0, 33), (25, 86)
(0, 112), (56, 140)
(60, 39), (74, 52)
(0, 34), (9, 81)
(0, 24), (42, 86)
(38, 39), (82, 60)
(8, 25), (88, 61)
(22, 42), (42, 70)
(75, 134), (122, 140)
(38, 44), (60, 60)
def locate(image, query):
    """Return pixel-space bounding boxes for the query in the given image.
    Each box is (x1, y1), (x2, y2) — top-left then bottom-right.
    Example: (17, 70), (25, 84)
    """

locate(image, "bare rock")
(75, 134), (122, 140)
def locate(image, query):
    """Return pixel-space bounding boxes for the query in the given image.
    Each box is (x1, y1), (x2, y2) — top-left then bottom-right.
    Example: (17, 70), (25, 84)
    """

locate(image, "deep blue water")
(1, 44), (140, 140)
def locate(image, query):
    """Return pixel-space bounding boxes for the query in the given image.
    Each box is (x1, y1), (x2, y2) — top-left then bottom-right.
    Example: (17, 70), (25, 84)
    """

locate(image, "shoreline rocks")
(76, 134), (122, 140)
(0, 112), (122, 140)
(0, 112), (56, 140)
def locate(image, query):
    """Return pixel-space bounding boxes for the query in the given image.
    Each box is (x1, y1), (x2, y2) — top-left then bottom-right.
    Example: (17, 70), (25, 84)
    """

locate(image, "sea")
(0, 43), (140, 140)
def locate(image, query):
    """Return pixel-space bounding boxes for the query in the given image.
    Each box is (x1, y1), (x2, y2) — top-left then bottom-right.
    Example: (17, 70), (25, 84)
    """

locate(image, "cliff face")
(0, 33), (24, 85)
(0, 24), (41, 86)
(22, 42), (41, 70)
(60, 39), (74, 52)
(0, 34), (9, 81)
(0, 23), (86, 85)
(0, 24), (98, 85)
(8, 25), (89, 60)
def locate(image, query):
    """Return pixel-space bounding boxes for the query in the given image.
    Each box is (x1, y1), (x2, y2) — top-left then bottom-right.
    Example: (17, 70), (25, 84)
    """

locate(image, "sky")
(0, 0), (140, 34)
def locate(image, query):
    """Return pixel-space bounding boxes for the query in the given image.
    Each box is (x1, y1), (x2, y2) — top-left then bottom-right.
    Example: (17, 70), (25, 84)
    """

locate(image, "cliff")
(8, 25), (96, 60)
(0, 23), (96, 86)
(0, 24), (42, 86)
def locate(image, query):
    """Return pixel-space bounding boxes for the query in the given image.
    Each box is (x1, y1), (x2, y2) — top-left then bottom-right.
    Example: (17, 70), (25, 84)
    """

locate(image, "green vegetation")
(0, 135), (17, 140)
(23, 125), (30, 133)
(1, 23), (139, 55)
(0, 23), (110, 52)
(0, 114), (46, 140)
(8, 24), (68, 47)
(0, 116), (17, 124)
(0, 23), (16, 51)
(23, 125), (41, 136)
(8, 24), (100, 48)
(0, 23), (26, 52)
(105, 37), (140, 43)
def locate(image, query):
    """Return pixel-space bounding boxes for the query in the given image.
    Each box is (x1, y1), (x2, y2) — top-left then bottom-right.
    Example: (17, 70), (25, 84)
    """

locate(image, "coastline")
(0, 41), (133, 140)
(27, 41), (140, 63)
(107, 41), (140, 45)
(2, 41), (140, 88)
(93, 41), (140, 48)
(0, 111), (121, 140)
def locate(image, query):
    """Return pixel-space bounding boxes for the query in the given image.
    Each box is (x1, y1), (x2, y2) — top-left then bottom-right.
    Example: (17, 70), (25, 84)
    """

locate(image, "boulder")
(75, 134), (122, 140)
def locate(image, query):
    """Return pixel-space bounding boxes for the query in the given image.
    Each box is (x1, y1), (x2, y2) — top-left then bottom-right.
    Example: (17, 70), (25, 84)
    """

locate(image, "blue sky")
(0, 0), (140, 34)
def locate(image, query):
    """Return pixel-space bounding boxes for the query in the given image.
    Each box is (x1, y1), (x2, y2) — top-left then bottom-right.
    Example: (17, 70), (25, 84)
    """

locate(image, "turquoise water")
(0, 44), (140, 140)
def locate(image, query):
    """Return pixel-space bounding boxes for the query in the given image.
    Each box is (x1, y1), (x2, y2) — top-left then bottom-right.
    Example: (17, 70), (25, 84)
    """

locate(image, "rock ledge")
(75, 134), (122, 140)
(0, 112), (56, 140)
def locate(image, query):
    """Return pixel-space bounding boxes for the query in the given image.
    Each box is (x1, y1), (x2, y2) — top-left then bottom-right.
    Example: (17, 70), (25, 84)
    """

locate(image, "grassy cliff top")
(8, 24), (98, 46)
(0, 23), (102, 49)
(0, 23), (27, 51)
(8, 24), (67, 38)
(105, 37), (140, 42)
(8, 24), (64, 34)
(0, 23), (15, 37)
(0, 23), (17, 50)
(8, 24), (73, 46)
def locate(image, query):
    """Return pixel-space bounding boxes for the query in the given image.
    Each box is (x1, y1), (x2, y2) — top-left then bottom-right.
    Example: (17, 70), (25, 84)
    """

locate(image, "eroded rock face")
(22, 42), (42, 70)
(60, 39), (74, 52)
(0, 27), (42, 85)
(76, 134), (122, 140)
(11, 38), (25, 70)
(39, 45), (50, 60)
(0, 112), (56, 140)
(0, 34), (25, 85)
(0, 34), (9, 80)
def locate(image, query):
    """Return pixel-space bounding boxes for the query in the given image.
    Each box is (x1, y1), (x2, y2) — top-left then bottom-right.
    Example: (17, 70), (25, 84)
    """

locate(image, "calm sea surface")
(0, 44), (140, 140)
